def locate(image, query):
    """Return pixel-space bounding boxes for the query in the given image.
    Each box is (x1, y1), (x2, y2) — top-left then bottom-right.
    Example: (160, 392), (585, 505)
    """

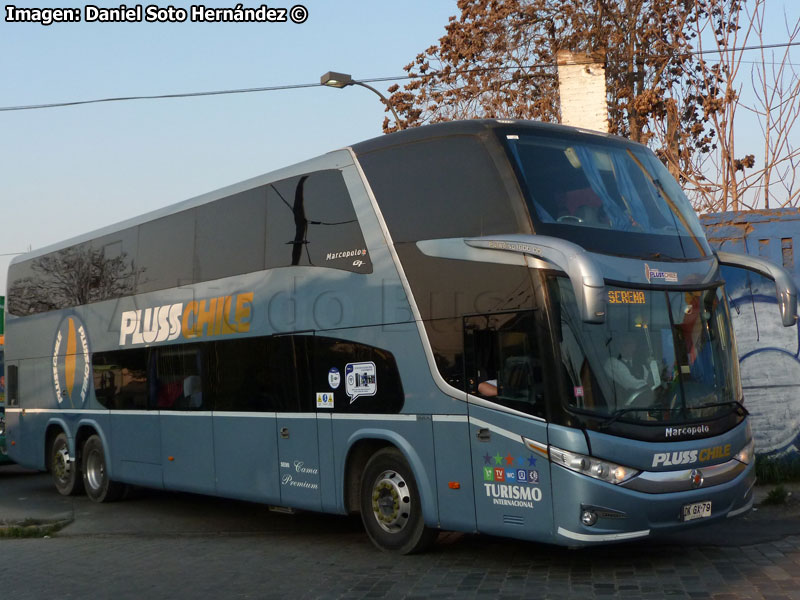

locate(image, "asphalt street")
(2, 464), (800, 600)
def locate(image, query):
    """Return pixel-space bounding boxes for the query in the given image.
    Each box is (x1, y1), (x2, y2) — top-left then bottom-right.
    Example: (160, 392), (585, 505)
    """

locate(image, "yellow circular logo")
(52, 314), (92, 407)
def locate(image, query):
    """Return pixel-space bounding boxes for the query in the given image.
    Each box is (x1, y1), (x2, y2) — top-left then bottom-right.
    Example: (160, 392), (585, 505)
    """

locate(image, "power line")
(1, 41), (798, 113)
(0, 81), (325, 112)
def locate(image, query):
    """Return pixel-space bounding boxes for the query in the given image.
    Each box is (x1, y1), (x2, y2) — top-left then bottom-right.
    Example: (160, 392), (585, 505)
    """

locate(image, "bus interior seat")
(560, 188), (609, 225)
(182, 375), (203, 409)
(157, 381), (182, 408)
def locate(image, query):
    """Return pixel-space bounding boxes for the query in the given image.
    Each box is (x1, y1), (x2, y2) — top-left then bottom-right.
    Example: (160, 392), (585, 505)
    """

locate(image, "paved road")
(2, 465), (800, 600)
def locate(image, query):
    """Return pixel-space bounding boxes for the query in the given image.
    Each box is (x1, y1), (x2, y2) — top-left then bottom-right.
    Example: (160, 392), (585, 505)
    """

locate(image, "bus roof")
(351, 119), (625, 156)
(10, 119), (634, 267)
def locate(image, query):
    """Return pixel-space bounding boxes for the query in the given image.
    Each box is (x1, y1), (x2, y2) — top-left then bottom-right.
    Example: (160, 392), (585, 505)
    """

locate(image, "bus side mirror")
(464, 235), (606, 324)
(717, 251), (798, 327)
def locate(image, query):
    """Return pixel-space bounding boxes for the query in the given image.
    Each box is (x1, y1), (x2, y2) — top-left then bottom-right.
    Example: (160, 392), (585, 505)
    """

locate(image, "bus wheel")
(359, 447), (436, 554)
(81, 435), (124, 503)
(50, 432), (84, 496)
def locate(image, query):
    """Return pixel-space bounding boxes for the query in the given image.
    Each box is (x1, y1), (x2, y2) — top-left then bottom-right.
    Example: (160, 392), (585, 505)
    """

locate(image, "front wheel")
(82, 435), (125, 503)
(359, 447), (436, 554)
(50, 432), (83, 496)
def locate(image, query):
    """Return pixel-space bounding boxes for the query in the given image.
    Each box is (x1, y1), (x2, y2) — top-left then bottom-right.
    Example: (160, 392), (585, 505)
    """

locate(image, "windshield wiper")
(597, 407), (665, 429)
(689, 400), (749, 417)
(597, 400), (747, 430)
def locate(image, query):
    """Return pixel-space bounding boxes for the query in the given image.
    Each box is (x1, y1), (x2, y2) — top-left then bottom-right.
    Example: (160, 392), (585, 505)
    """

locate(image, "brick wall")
(556, 50), (608, 133)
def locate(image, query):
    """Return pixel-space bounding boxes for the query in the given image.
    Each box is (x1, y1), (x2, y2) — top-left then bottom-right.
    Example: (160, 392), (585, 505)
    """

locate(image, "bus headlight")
(550, 446), (639, 485)
(735, 439), (755, 465)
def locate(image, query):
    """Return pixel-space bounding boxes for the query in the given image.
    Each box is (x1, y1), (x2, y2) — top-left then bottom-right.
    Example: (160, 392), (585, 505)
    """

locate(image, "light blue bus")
(4, 120), (796, 552)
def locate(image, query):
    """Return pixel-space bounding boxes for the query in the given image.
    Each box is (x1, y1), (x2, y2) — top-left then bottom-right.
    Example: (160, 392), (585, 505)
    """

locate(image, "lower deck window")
(91, 334), (404, 414)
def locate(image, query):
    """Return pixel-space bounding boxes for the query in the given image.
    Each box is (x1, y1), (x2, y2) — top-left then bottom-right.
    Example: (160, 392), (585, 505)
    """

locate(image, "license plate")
(682, 500), (712, 521)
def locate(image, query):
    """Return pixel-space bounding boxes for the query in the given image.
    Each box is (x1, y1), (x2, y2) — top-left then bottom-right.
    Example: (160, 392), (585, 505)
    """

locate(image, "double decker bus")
(4, 120), (796, 552)
(1, 295), (10, 465)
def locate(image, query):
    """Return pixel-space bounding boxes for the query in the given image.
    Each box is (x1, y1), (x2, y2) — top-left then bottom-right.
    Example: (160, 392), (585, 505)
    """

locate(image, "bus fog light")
(581, 509), (598, 526)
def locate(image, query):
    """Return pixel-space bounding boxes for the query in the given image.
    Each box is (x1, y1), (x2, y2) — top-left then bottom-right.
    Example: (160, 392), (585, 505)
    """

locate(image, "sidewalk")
(0, 466), (75, 532)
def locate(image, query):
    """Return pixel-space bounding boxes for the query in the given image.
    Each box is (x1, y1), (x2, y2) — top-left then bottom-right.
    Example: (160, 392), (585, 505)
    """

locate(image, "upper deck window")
(7, 170), (370, 316)
(265, 170), (372, 273)
(357, 135), (528, 243)
(501, 131), (710, 259)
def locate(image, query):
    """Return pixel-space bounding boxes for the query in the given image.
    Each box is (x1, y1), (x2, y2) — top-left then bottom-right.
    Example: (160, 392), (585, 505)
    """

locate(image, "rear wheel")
(82, 435), (125, 502)
(50, 432), (83, 496)
(359, 447), (436, 554)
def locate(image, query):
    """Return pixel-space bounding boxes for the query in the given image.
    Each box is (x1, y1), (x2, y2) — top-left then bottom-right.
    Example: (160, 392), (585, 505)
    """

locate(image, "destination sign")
(608, 290), (647, 304)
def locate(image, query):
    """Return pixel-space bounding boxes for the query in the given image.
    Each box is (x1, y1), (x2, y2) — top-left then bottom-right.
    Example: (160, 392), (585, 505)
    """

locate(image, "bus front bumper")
(551, 460), (756, 545)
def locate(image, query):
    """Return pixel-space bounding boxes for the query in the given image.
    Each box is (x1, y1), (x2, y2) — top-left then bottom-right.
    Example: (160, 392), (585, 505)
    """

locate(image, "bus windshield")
(503, 131), (711, 259)
(551, 278), (741, 425)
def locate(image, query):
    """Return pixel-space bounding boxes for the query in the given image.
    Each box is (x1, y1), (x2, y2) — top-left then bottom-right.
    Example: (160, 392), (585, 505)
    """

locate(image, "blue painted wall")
(701, 209), (800, 458)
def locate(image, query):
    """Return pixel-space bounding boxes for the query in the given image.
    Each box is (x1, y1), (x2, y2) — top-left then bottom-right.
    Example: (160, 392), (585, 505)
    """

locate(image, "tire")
(81, 434), (125, 503)
(359, 447), (437, 554)
(50, 432), (84, 496)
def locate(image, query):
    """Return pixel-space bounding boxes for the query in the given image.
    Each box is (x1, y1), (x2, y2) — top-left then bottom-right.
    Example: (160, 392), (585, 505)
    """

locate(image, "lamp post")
(320, 71), (404, 130)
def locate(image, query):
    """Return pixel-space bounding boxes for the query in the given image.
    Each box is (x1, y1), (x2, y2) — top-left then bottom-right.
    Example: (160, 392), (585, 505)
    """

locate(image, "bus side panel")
(277, 413), (322, 511)
(11, 357), (53, 470)
(161, 412), (216, 494)
(317, 413), (339, 513)
(6, 409), (37, 469)
(4, 408), (21, 465)
(467, 405), (553, 542)
(213, 414), (280, 503)
(110, 412), (163, 488)
(432, 416), (477, 532)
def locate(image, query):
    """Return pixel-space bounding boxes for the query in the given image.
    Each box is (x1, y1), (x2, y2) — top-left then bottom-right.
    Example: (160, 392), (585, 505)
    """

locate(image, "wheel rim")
(85, 449), (104, 492)
(53, 445), (71, 483)
(370, 469), (411, 533)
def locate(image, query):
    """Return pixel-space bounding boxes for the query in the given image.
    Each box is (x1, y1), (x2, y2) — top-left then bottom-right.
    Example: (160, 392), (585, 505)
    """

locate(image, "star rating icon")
(480, 451), (538, 471)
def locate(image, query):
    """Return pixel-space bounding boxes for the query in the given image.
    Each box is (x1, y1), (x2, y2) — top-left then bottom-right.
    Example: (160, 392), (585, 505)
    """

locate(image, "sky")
(1, 0), (798, 296)
(0, 0), (460, 295)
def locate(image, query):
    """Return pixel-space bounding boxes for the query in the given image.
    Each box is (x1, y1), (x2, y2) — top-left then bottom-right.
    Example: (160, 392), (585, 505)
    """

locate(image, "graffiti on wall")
(702, 208), (800, 458)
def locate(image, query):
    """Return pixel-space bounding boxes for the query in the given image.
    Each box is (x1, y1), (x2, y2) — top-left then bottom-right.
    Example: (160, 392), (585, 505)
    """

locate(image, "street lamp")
(320, 71), (404, 130)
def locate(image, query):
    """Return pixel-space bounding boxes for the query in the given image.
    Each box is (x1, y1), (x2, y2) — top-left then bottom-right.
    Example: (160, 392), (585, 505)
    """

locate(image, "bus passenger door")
(464, 312), (554, 542)
(275, 336), (322, 511)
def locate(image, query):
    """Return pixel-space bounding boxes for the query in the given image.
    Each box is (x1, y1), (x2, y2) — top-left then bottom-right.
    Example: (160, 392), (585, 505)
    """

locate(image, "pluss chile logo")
(52, 314), (92, 407)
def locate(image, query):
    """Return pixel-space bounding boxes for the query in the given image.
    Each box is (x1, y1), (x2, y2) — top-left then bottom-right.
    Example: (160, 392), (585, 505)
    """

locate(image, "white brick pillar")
(556, 50), (609, 133)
